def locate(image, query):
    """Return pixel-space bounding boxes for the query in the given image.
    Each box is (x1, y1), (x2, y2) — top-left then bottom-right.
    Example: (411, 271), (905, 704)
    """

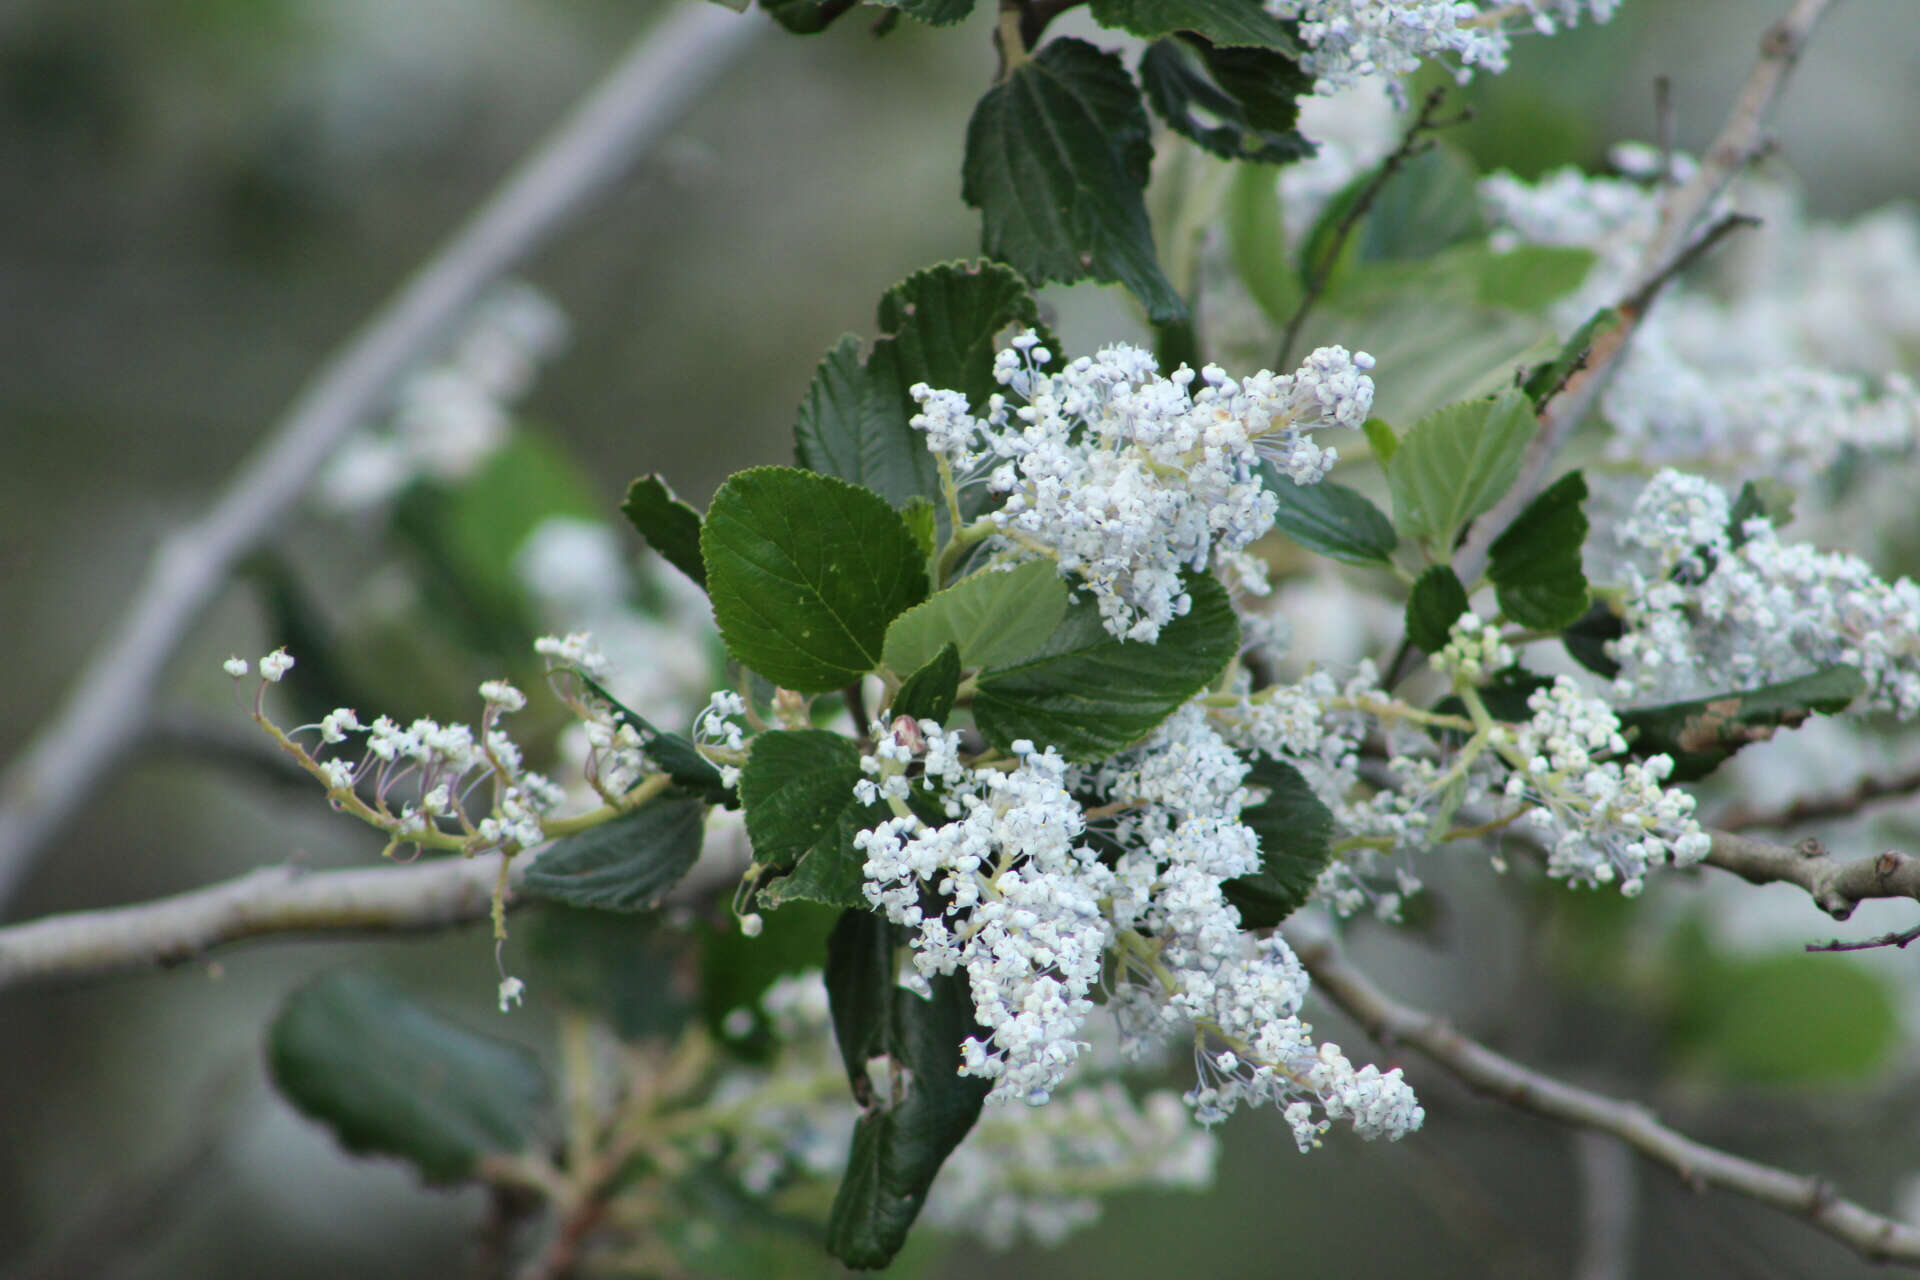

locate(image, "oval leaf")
(521, 791), (708, 911)
(1265, 468), (1397, 567)
(1617, 665), (1866, 782)
(1224, 754), (1336, 928)
(963, 39), (1186, 324)
(882, 558), (1069, 674)
(702, 467), (930, 692)
(1387, 388), (1536, 547)
(891, 642), (962, 724)
(974, 572), (1239, 761)
(621, 474), (707, 589)
(1406, 565), (1469, 655)
(268, 971), (548, 1184)
(1488, 470), (1589, 630)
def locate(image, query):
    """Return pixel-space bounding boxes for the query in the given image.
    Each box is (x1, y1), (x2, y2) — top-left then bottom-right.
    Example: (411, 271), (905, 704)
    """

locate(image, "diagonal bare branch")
(1287, 922), (1920, 1269)
(0, 2), (766, 913)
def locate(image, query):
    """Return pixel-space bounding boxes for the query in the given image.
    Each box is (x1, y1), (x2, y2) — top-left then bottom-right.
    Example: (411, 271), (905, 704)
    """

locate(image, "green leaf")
(621, 475), (706, 589)
(963, 39), (1186, 324)
(1224, 755), (1336, 927)
(1387, 389), (1536, 547)
(578, 675), (735, 807)
(1561, 601), (1623, 678)
(900, 498), (938, 565)
(1356, 144), (1483, 263)
(526, 906), (691, 1042)
(1362, 417), (1397, 464)
(1090, 0), (1300, 48)
(1225, 162), (1303, 327)
(883, 558), (1069, 674)
(740, 730), (886, 911)
(521, 791), (709, 910)
(702, 467), (929, 692)
(884, 0), (974, 25)
(1667, 934), (1897, 1084)
(891, 642), (962, 723)
(1475, 245), (1596, 312)
(974, 572), (1239, 761)
(1138, 38), (1312, 165)
(1727, 477), (1795, 548)
(268, 971), (547, 1184)
(1405, 565), (1469, 654)
(1520, 307), (1623, 411)
(1617, 665), (1867, 782)
(1264, 468), (1397, 566)
(759, 0), (858, 34)
(825, 911), (990, 1269)
(1488, 470), (1589, 630)
(393, 433), (600, 654)
(699, 902), (838, 1059)
(796, 263), (1051, 512)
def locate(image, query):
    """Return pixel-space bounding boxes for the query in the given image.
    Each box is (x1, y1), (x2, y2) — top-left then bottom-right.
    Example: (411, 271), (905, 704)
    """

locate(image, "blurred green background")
(3, 0), (1919, 1275)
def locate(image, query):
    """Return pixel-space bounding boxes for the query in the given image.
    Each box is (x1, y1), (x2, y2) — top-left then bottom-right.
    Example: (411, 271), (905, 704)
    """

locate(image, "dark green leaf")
(526, 905), (692, 1042)
(1387, 389), (1536, 546)
(702, 467), (929, 692)
(1405, 565), (1469, 654)
(521, 791), (708, 910)
(1090, 0), (1300, 48)
(1618, 665), (1867, 781)
(700, 903), (838, 1059)
(268, 971), (547, 1184)
(579, 675), (735, 807)
(883, 558), (1069, 674)
(760, 0), (858, 34)
(825, 911), (990, 1269)
(1139, 38), (1312, 165)
(974, 572), (1239, 761)
(1475, 245), (1596, 312)
(891, 642), (962, 723)
(1488, 470), (1589, 630)
(963, 39), (1186, 324)
(621, 475), (707, 589)
(1520, 306), (1622, 410)
(1561, 601), (1623, 678)
(1225, 162), (1303, 327)
(796, 264), (1051, 513)
(1224, 755), (1335, 927)
(1264, 467), (1397, 566)
(1727, 478), (1795, 548)
(740, 730), (887, 911)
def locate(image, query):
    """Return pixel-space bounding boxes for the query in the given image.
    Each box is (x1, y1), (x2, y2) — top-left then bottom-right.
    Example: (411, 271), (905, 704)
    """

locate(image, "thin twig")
(1715, 763), (1920, 833)
(1448, 0), (1834, 594)
(1806, 923), (1920, 955)
(1287, 923), (1920, 1268)
(0, 3), (765, 913)
(1618, 212), (1761, 317)
(1274, 86), (1466, 371)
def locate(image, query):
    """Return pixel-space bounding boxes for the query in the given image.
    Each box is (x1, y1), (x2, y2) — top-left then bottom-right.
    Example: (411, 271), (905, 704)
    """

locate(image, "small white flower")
(497, 976), (526, 1012)
(739, 912), (764, 938)
(259, 649), (295, 682)
(479, 680), (528, 713)
(222, 656), (249, 679)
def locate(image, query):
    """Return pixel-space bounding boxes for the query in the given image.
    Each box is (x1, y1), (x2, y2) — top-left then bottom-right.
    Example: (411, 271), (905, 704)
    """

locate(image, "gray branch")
(1288, 921), (1920, 1268)
(0, 2), (766, 912)
(1451, 0), (1834, 590)
(0, 855), (519, 988)
(1706, 829), (1920, 922)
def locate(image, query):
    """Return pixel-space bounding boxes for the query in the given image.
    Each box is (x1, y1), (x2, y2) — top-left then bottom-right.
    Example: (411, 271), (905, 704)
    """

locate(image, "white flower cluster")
(857, 731), (1115, 1104)
(1264, 0), (1618, 95)
(318, 282), (568, 511)
(1433, 611), (1515, 684)
(910, 333), (1374, 642)
(1492, 675), (1710, 893)
(1482, 157), (1920, 484)
(853, 707), (1424, 1148)
(1612, 471), (1920, 716)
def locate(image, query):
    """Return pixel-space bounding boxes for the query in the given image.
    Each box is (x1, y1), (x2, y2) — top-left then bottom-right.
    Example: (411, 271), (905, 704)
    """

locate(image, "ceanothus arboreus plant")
(162, 0), (1920, 1272)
